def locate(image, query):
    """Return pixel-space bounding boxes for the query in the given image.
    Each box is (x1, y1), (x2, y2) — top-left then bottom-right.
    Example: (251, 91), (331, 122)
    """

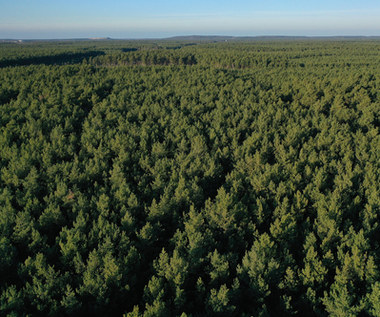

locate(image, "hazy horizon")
(2, 34), (380, 41)
(1, 0), (380, 39)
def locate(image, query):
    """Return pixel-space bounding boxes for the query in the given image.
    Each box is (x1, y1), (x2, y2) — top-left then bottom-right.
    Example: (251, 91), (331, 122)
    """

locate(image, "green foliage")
(0, 39), (379, 316)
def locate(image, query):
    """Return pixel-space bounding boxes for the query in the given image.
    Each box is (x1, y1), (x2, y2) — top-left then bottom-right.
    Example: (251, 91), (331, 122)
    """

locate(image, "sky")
(1, 0), (380, 39)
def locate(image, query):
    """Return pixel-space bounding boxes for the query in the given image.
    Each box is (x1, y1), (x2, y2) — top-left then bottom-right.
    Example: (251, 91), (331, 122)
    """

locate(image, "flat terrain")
(0, 39), (379, 316)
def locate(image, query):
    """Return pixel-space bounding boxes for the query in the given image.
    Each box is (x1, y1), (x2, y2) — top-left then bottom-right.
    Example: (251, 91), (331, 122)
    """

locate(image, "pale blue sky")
(1, 0), (380, 39)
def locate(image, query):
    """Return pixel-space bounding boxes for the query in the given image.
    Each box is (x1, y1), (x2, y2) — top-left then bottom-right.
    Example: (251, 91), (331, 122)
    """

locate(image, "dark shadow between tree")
(0, 51), (105, 68)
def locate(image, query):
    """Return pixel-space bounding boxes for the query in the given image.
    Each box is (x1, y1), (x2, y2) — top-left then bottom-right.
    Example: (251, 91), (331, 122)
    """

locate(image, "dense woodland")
(0, 39), (379, 316)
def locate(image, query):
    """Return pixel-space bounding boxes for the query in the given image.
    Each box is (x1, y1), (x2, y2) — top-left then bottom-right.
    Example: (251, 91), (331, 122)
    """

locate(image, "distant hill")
(163, 35), (380, 42)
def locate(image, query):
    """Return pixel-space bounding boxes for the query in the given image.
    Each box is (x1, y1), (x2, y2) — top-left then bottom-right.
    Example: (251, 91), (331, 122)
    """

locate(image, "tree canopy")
(0, 39), (379, 316)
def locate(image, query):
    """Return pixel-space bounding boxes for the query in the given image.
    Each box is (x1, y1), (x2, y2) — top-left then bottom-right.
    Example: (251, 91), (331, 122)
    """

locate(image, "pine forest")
(0, 38), (379, 316)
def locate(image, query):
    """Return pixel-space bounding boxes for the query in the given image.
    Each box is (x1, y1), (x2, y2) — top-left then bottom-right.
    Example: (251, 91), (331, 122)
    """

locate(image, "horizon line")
(2, 34), (380, 41)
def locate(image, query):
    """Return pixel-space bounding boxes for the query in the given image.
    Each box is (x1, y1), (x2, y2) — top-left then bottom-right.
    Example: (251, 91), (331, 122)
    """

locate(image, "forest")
(0, 38), (379, 316)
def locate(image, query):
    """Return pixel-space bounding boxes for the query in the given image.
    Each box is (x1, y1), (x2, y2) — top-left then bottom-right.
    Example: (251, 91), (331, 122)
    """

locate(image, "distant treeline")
(2, 40), (380, 69)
